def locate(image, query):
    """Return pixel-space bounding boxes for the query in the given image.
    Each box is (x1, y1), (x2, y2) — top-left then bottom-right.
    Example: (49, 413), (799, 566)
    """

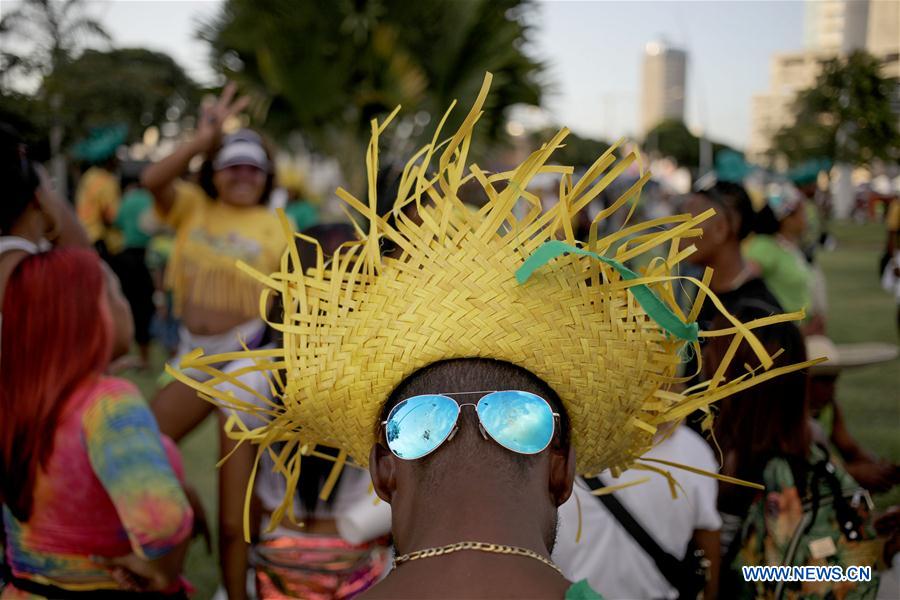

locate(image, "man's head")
(369, 358), (575, 551)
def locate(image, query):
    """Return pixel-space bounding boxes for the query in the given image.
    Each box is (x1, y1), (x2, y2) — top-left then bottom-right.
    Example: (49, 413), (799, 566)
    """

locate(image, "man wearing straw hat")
(806, 335), (899, 493)
(173, 74), (809, 599)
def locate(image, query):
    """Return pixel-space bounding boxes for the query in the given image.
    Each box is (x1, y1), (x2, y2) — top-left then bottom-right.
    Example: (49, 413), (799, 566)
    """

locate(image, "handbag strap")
(585, 476), (685, 589)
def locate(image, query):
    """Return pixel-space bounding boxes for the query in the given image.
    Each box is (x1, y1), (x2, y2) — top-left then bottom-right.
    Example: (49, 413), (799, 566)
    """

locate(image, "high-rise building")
(640, 40), (687, 137)
(804, 0), (870, 53)
(748, 0), (900, 163)
(867, 0), (900, 79)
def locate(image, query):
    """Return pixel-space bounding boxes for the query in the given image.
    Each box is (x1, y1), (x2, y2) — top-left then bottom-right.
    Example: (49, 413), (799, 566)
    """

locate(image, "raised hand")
(195, 81), (250, 151)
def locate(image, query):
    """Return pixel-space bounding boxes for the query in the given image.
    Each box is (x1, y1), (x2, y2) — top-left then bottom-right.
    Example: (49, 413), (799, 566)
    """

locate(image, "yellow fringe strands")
(172, 72), (812, 537)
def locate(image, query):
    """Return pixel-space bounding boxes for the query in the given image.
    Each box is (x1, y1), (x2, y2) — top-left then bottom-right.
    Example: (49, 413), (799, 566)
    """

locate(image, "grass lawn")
(123, 221), (899, 599)
(817, 222), (900, 508)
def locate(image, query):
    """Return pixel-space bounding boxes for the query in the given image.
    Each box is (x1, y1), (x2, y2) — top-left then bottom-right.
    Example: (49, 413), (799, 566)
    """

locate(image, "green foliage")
(1, 3), (198, 158)
(643, 118), (735, 171)
(201, 0), (545, 191)
(531, 127), (612, 169)
(773, 51), (900, 166)
(42, 48), (201, 148)
(644, 119), (699, 167)
(0, 0), (111, 81)
(0, 90), (45, 146)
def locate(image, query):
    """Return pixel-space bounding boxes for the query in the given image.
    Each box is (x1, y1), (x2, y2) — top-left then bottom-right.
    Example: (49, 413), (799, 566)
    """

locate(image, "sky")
(4, 0), (808, 150)
(531, 1), (805, 147)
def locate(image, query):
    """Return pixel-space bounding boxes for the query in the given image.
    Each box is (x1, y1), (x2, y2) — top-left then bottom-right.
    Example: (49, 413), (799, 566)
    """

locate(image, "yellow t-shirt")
(163, 181), (284, 319)
(76, 166), (122, 252)
(887, 199), (900, 232)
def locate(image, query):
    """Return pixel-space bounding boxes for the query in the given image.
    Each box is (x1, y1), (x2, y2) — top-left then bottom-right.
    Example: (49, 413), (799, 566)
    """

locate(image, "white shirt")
(553, 426), (722, 600)
(0, 235), (47, 255)
(217, 353), (392, 544)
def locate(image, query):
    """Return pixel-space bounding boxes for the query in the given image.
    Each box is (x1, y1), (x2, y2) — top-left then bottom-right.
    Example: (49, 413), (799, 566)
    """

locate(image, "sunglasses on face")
(381, 390), (560, 460)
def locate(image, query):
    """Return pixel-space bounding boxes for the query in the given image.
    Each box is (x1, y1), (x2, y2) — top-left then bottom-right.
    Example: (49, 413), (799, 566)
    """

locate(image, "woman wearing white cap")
(141, 84), (284, 440)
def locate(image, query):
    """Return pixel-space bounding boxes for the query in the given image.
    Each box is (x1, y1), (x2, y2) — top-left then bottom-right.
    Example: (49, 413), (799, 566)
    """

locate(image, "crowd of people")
(1, 77), (899, 600)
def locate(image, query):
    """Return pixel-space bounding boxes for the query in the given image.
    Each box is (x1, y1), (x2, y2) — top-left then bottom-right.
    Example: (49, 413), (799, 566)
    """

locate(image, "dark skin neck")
(364, 550), (569, 600)
(395, 475), (553, 552)
(706, 240), (748, 293)
(361, 484), (570, 599)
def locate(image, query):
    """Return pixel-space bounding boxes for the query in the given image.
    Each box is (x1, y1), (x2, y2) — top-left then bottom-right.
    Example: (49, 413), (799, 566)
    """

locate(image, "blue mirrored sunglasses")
(381, 390), (559, 460)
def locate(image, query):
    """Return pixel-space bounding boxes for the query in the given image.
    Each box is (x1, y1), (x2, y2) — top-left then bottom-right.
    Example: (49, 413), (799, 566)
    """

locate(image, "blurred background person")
(680, 180), (784, 431)
(708, 304), (811, 563)
(0, 124), (91, 328)
(0, 248), (193, 598)
(882, 196), (900, 335)
(706, 304), (890, 599)
(788, 160), (834, 256)
(73, 125), (127, 259)
(108, 164), (162, 369)
(683, 180), (784, 328)
(744, 183), (828, 335)
(805, 335), (900, 493)
(276, 162), (320, 233)
(142, 84), (285, 442)
(145, 222), (181, 359)
(554, 422), (721, 600)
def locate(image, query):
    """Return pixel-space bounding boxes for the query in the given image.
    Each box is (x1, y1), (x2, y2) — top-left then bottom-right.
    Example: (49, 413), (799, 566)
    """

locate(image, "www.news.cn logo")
(743, 565), (872, 583)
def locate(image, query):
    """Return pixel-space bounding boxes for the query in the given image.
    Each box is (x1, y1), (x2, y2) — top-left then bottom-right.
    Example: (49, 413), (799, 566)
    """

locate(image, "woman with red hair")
(0, 248), (193, 598)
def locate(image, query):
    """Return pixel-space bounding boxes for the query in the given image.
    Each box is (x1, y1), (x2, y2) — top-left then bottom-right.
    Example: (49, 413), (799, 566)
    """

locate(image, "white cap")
(213, 129), (270, 172)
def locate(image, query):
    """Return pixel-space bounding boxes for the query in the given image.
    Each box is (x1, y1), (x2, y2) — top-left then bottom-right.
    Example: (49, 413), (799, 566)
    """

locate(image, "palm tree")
(0, 0), (111, 196)
(0, 0), (110, 84)
(200, 0), (546, 193)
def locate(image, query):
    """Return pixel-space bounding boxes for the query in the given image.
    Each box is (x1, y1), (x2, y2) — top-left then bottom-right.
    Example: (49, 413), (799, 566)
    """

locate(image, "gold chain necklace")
(394, 541), (562, 575)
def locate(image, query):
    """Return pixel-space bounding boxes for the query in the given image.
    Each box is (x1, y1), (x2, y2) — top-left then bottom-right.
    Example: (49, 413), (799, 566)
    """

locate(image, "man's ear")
(548, 443), (576, 506)
(370, 442), (397, 504)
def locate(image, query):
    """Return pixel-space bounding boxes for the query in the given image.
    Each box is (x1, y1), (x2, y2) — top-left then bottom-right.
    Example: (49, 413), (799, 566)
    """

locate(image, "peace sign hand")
(196, 81), (250, 151)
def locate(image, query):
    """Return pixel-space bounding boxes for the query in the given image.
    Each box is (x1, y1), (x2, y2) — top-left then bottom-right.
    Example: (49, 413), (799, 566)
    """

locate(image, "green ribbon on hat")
(516, 240), (699, 342)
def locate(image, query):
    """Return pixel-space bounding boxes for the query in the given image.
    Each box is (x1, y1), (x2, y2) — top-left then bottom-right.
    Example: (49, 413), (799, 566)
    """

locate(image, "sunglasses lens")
(384, 395), (459, 459)
(476, 391), (555, 454)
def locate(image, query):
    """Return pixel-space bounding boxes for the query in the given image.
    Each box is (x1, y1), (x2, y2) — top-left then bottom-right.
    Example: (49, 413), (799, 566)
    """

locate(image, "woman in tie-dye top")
(0, 249), (193, 598)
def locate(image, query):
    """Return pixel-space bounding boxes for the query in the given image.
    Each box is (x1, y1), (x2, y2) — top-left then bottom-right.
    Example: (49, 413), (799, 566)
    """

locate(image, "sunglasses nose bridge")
(457, 403), (489, 441)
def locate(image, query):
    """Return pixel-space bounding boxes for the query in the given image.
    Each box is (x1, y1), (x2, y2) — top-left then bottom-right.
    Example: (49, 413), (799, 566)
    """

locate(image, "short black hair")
(695, 181), (778, 239)
(380, 358), (571, 475)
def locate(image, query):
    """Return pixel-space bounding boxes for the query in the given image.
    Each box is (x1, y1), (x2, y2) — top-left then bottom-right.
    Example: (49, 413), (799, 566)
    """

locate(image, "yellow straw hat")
(171, 73), (814, 530)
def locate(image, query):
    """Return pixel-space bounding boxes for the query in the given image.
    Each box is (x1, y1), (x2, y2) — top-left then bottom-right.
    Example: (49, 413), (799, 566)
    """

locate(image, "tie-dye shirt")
(2, 376), (192, 593)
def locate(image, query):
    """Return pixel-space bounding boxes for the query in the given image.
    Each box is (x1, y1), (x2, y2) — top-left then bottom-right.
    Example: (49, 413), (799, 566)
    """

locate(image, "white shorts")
(171, 318), (267, 382)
